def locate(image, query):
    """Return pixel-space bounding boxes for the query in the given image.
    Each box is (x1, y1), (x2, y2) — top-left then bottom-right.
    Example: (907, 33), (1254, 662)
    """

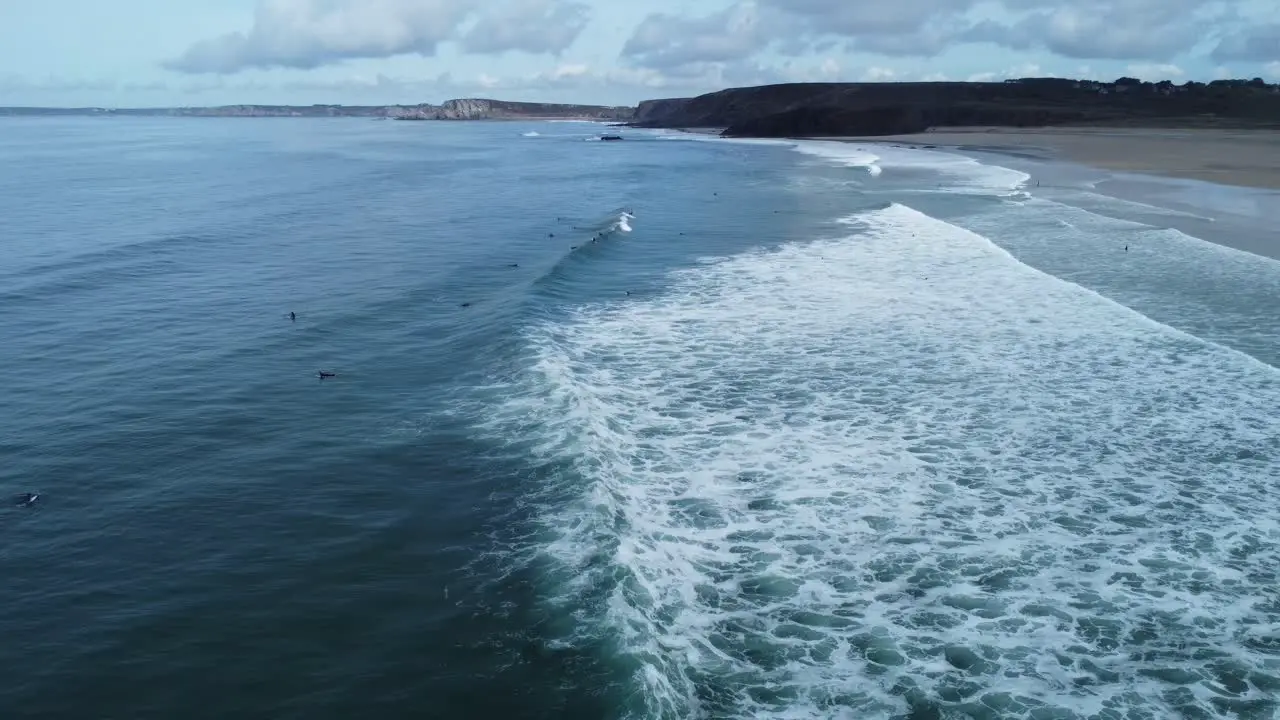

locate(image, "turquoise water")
(1, 118), (1277, 719)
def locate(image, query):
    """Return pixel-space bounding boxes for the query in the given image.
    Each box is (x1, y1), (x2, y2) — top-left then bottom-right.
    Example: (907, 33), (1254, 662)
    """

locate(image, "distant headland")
(6, 77), (1280, 138)
(0, 97), (633, 121)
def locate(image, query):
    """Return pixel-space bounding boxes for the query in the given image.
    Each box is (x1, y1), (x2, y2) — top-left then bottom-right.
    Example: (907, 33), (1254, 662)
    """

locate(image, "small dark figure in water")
(14, 493), (38, 507)
(508, 263), (519, 268)
(570, 245), (578, 249)
(1125, 245), (1129, 252)
(460, 302), (471, 308)
(549, 233), (555, 238)
(289, 312), (296, 322)
(317, 371), (336, 380)
(625, 291), (631, 296)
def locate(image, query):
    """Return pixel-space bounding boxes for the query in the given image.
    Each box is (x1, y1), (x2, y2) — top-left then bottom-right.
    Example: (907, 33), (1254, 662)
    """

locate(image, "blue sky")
(1, 0), (1278, 107)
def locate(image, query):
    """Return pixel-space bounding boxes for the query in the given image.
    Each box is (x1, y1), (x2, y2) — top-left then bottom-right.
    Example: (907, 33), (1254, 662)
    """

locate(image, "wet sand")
(836, 127), (1280, 190)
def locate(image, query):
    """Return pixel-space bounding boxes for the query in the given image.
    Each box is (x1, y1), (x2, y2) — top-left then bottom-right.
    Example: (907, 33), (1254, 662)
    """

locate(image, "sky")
(1, 0), (1278, 107)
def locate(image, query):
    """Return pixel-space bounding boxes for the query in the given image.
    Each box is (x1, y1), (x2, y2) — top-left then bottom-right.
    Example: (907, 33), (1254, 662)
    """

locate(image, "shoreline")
(831, 127), (1280, 191)
(821, 127), (1280, 262)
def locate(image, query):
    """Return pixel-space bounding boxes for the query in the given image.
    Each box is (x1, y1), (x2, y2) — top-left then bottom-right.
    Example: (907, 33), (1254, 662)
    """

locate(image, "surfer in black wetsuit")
(289, 312), (296, 322)
(14, 493), (37, 507)
(317, 371), (336, 380)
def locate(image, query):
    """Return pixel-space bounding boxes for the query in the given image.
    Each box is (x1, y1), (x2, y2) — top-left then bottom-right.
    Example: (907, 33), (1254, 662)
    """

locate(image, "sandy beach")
(840, 127), (1280, 190)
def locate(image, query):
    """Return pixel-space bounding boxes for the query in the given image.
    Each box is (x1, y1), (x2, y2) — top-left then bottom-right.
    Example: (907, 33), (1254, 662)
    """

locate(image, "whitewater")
(486, 134), (1280, 719)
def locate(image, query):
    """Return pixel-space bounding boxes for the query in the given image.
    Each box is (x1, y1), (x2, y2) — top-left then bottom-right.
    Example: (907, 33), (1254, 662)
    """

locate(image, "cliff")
(628, 78), (1280, 137)
(431, 98), (632, 120)
(633, 97), (695, 125)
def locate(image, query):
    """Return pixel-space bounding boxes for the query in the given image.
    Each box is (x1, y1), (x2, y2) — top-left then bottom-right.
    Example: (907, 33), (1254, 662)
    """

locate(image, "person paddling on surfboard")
(317, 370), (336, 380)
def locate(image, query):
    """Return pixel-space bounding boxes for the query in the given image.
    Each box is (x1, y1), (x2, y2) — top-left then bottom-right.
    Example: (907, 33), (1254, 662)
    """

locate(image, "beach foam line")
(952, 193), (1280, 369)
(479, 201), (1280, 719)
(650, 130), (1029, 195)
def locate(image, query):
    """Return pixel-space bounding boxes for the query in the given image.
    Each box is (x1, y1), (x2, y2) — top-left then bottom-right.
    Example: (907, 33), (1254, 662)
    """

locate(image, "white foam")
(522, 131), (541, 137)
(789, 142), (882, 177)
(482, 203), (1280, 718)
(653, 132), (1028, 195)
(616, 211), (634, 233)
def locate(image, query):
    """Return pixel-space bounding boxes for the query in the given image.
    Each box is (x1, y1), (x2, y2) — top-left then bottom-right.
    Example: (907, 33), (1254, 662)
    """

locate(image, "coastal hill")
(630, 77), (1280, 137)
(0, 98), (633, 121)
(8, 78), (1278, 137)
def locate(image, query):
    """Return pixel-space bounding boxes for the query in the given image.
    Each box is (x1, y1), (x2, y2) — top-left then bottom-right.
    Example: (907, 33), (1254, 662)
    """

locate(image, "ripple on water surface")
(481, 203), (1280, 719)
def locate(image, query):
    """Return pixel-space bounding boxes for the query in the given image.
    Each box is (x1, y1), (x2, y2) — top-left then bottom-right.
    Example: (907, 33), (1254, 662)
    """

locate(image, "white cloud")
(621, 2), (776, 71)
(963, 0), (1223, 60)
(1212, 23), (1280, 62)
(964, 63), (1045, 82)
(861, 66), (898, 82)
(1124, 63), (1184, 80)
(167, 0), (472, 73)
(459, 0), (591, 55)
(167, 0), (591, 74)
(551, 63), (590, 78)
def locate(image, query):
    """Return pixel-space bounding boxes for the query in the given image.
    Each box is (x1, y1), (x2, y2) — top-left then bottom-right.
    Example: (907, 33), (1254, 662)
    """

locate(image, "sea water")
(0, 118), (1276, 719)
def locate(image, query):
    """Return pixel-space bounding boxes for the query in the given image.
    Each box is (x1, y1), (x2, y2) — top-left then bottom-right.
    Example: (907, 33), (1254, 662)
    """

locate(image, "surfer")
(317, 371), (336, 380)
(289, 311), (296, 322)
(1125, 245), (1129, 252)
(14, 493), (38, 507)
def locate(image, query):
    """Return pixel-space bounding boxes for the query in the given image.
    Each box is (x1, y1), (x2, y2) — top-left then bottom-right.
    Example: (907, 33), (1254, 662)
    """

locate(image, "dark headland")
(628, 77), (1280, 136)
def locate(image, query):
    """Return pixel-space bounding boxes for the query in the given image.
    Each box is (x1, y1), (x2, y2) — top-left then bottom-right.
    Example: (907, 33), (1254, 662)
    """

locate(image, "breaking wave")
(481, 202), (1280, 719)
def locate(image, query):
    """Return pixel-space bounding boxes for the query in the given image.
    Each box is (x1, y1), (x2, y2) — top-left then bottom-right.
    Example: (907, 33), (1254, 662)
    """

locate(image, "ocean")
(1, 117), (1277, 720)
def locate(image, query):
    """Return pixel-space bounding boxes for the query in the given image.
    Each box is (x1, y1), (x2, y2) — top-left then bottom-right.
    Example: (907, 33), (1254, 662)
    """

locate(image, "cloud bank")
(167, 0), (591, 73)
(154, 0), (1280, 104)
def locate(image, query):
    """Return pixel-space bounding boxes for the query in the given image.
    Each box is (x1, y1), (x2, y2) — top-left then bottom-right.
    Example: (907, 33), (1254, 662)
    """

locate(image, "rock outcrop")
(633, 98), (695, 125)
(434, 98), (632, 120)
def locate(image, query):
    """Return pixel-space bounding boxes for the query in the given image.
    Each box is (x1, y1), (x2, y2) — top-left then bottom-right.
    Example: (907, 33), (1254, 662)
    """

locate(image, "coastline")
(823, 127), (1280, 262)
(834, 127), (1280, 190)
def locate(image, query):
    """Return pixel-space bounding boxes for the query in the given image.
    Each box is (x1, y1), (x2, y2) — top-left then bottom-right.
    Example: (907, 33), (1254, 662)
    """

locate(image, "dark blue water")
(0, 118), (830, 719)
(3, 119), (1278, 720)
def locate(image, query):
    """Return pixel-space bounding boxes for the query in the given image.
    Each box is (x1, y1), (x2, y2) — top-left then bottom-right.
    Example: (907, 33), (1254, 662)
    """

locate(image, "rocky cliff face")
(633, 98), (693, 125)
(436, 98), (491, 119)
(435, 98), (633, 120)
